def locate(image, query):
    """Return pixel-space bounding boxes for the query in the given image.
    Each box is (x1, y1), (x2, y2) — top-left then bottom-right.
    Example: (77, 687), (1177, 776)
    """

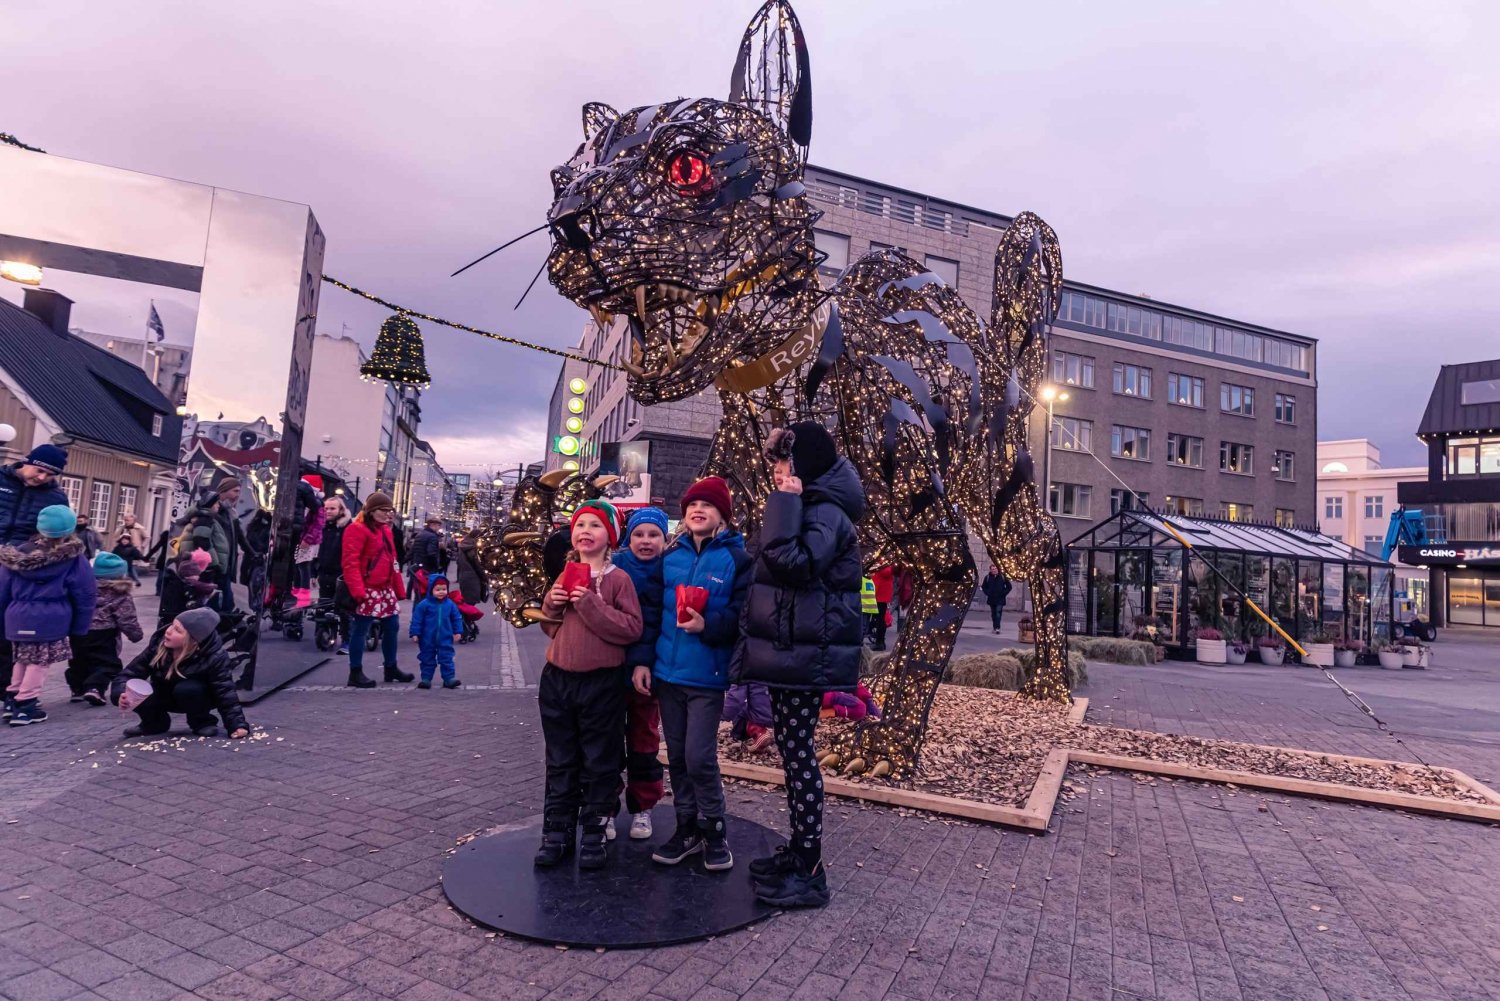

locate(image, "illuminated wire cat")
(485, 0), (1068, 778)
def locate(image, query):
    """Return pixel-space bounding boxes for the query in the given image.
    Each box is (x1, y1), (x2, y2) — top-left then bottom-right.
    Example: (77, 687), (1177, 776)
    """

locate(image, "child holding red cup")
(535, 499), (642, 870)
(637, 477), (752, 872)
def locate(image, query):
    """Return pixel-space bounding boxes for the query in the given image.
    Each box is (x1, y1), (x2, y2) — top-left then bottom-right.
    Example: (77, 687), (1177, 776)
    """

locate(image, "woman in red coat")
(340, 492), (413, 688)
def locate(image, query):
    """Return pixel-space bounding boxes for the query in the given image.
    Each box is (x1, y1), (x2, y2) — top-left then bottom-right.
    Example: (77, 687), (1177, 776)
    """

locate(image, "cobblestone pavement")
(1, 605), (1498, 1001)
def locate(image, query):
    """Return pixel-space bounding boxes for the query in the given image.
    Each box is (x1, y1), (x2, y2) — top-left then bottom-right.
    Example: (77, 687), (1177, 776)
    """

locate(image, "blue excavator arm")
(1380, 507), (1428, 562)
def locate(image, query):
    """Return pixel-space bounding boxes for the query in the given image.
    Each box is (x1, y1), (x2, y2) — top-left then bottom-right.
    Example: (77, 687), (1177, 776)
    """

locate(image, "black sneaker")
(651, 817), (703, 865)
(69, 692), (86, 703)
(578, 818), (609, 870)
(191, 724), (219, 738)
(700, 817), (733, 871)
(443, 679), (462, 689)
(83, 689), (106, 707)
(750, 845), (798, 882)
(417, 680), (432, 690)
(534, 828), (574, 867)
(7, 701), (46, 726)
(755, 856), (830, 908)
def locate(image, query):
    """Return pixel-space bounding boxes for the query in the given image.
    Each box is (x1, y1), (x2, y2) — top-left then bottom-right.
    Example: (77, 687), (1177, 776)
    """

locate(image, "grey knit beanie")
(177, 607), (221, 644)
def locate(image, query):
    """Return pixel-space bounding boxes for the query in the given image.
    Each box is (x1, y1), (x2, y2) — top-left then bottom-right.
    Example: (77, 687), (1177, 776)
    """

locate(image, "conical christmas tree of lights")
(361, 313), (431, 388)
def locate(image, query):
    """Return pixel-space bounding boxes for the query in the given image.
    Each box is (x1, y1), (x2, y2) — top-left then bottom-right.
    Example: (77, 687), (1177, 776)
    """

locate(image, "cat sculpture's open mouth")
(585, 283), (724, 380)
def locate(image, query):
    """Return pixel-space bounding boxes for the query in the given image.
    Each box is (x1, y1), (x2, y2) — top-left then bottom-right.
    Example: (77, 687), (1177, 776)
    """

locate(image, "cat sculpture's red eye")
(666, 151), (714, 195)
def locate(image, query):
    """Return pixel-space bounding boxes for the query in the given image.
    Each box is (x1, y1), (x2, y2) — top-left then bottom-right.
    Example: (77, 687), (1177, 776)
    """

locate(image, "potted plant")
(1401, 642), (1429, 669)
(1304, 631), (1337, 668)
(1226, 640), (1249, 665)
(1376, 642), (1405, 670)
(1333, 641), (1360, 668)
(1194, 627), (1227, 665)
(1017, 616), (1035, 644)
(1256, 635), (1285, 666)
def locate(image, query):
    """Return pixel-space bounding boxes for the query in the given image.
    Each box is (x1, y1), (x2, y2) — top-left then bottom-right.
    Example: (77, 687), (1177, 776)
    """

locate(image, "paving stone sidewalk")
(1, 613), (1498, 1001)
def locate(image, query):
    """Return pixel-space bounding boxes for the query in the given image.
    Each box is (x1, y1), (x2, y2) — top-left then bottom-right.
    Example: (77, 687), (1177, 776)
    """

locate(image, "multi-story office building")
(545, 165), (1319, 532)
(1396, 361), (1500, 628)
(1316, 439), (1428, 617)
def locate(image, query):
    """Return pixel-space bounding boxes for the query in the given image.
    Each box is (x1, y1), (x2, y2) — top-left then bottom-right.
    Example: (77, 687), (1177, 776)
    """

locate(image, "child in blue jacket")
(409, 573), (464, 689)
(634, 477), (751, 872)
(612, 507), (668, 841)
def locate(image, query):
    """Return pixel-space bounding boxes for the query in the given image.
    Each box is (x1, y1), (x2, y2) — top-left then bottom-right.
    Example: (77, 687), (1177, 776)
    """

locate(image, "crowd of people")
(533, 421), (865, 909)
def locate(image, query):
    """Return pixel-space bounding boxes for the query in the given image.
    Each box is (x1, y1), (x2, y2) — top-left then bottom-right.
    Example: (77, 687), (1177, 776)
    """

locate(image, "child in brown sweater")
(535, 499), (642, 870)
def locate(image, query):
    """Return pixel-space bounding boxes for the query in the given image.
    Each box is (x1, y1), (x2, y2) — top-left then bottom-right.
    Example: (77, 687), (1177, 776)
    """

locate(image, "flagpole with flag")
(146, 300), (165, 387)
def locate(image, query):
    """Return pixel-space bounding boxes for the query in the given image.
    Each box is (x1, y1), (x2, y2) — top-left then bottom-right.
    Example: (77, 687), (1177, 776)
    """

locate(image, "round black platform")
(442, 805), (778, 948)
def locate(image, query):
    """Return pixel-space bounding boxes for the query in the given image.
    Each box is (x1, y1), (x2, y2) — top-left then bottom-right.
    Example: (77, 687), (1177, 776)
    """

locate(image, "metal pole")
(1042, 399), (1054, 513)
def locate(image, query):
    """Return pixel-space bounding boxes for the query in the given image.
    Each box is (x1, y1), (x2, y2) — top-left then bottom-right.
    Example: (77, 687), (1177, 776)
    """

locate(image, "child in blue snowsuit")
(409, 573), (464, 689)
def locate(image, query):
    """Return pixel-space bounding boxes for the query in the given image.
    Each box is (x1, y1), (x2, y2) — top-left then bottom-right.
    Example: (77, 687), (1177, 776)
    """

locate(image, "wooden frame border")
(713, 695), (1500, 830)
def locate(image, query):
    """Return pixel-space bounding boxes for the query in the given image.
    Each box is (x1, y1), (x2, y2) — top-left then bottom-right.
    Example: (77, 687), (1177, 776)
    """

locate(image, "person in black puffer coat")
(112, 607), (250, 739)
(316, 496), (353, 652)
(731, 420), (864, 910)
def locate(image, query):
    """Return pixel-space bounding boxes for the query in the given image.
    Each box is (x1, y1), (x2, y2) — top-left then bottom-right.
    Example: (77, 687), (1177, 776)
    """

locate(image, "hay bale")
(945, 653), (1025, 691)
(993, 647), (1089, 689)
(861, 647), (893, 677)
(1072, 637), (1156, 666)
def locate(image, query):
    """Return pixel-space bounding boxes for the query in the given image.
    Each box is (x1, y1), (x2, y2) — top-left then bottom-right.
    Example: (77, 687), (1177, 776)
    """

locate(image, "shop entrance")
(1448, 576), (1500, 626)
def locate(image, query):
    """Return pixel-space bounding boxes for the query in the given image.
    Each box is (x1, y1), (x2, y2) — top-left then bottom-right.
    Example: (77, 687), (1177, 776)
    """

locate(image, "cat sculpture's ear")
(728, 0), (812, 150)
(581, 102), (620, 141)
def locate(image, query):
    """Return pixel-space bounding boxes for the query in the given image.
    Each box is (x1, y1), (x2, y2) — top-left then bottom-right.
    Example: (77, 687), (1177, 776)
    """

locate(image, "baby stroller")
(218, 607), (261, 691)
(451, 587), (484, 644)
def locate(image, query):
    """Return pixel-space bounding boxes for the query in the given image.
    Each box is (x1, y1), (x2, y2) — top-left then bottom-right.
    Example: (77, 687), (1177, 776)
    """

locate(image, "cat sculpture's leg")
(823, 532), (975, 780)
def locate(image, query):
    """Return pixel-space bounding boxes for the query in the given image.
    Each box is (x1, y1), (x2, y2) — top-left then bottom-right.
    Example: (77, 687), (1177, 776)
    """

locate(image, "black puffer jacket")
(0, 464), (69, 546)
(114, 625), (249, 733)
(732, 457), (865, 692)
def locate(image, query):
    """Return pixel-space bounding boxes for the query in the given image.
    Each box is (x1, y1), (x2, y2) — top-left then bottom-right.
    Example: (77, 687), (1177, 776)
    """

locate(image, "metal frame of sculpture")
(483, 0), (1069, 779)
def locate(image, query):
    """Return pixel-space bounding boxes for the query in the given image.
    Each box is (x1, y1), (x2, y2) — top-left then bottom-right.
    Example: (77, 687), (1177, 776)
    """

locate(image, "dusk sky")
(3, 0), (1497, 472)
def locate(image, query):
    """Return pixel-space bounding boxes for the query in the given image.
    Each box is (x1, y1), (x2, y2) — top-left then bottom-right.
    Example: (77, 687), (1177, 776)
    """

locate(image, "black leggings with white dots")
(770, 688), (825, 867)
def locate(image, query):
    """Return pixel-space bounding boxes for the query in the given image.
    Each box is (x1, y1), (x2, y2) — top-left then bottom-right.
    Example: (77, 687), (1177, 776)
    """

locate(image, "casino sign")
(1397, 543), (1500, 566)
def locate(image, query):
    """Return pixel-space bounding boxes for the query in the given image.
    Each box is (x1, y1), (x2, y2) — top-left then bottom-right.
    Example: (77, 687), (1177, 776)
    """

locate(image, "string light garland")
(477, 0), (1069, 780)
(0, 133), (44, 153)
(321, 276), (623, 372)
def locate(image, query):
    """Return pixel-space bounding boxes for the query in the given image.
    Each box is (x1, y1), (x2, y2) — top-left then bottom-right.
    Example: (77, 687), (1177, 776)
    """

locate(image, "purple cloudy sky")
(3, 0), (1497, 472)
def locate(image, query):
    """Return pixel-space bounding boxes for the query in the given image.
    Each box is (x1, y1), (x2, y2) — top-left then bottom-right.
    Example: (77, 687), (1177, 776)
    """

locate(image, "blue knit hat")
(93, 552), (128, 579)
(25, 444), (68, 474)
(625, 507), (669, 541)
(36, 505), (77, 539)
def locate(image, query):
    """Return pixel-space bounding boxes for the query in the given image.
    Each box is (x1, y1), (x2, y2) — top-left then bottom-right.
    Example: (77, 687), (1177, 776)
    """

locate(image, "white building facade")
(1316, 439), (1429, 619)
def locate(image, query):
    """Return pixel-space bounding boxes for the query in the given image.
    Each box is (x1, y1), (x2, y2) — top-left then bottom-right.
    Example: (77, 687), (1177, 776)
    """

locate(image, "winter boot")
(347, 670), (377, 689)
(384, 664), (414, 684)
(754, 853), (830, 908)
(578, 816), (610, 870)
(701, 816), (733, 871)
(651, 816), (703, 865)
(750, 845), (799, 883)
(533, 825), (574, 868)
(442, 679), (462, 690)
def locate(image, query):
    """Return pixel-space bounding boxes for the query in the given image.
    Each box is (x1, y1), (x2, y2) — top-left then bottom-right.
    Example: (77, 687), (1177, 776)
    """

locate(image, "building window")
(1273, 450), (1295, 481)
(813, 230), (850, 273)
(1166, 433), (1204, 468)
(1112, 363), (1152, 399)
(1363, 535), (1385, 556)
(1051, 351), (1094, 389)
(1048, 482), (1092, 518)
(151, 414), (164, 437)
(1220, 383), (1256, 417)
(1275, 508), (1296, 528)
(1110, 489), (1149, 514)
(924, 255), (959, 287)
(89, 481), (114, 527)
(1445, 435), (1500, 476)
(118, 486), (137, 522)
(1220, 441), (1254, 475)
(1274, 393), (1296, 424)
(1164, 495), (1204, 516)
(59, 476), (83, 510)
(1460, 379), (1500, 405)
(1221, 502), (1253, 523)
(1324, 495), (1344, 519)
(1167, 373), (1204, 408)
(1051, 417), (1093, 452)
(1110, 425), (1151, 461)
(1364, 494), (1384, 519)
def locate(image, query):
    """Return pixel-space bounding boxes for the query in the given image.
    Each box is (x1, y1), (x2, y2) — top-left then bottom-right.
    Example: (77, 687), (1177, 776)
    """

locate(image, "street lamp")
(1039, 383), (1070, 515)
(0, 261), (42, 286)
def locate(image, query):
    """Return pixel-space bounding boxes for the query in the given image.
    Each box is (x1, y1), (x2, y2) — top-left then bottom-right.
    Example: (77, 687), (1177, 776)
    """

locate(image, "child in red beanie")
(637, 476), (752, 872)
(535, 499), (643, 871)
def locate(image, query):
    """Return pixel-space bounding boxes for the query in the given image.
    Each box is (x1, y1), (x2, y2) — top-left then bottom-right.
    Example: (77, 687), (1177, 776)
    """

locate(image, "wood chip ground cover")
(717, 686), (1488, 808)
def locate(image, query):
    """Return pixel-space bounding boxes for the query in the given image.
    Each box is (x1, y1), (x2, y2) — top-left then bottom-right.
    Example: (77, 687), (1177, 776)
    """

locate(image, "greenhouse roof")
(1067, 510), (1392, 567)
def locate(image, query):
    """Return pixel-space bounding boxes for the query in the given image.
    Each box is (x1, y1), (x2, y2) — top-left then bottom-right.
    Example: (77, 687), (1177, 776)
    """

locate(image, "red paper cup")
(676, 584), (710, 624)
(560, 563), (592, 593)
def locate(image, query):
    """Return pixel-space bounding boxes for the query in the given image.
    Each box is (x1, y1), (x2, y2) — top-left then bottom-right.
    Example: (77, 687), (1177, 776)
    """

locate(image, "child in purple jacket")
(1, 505), (98, 726)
